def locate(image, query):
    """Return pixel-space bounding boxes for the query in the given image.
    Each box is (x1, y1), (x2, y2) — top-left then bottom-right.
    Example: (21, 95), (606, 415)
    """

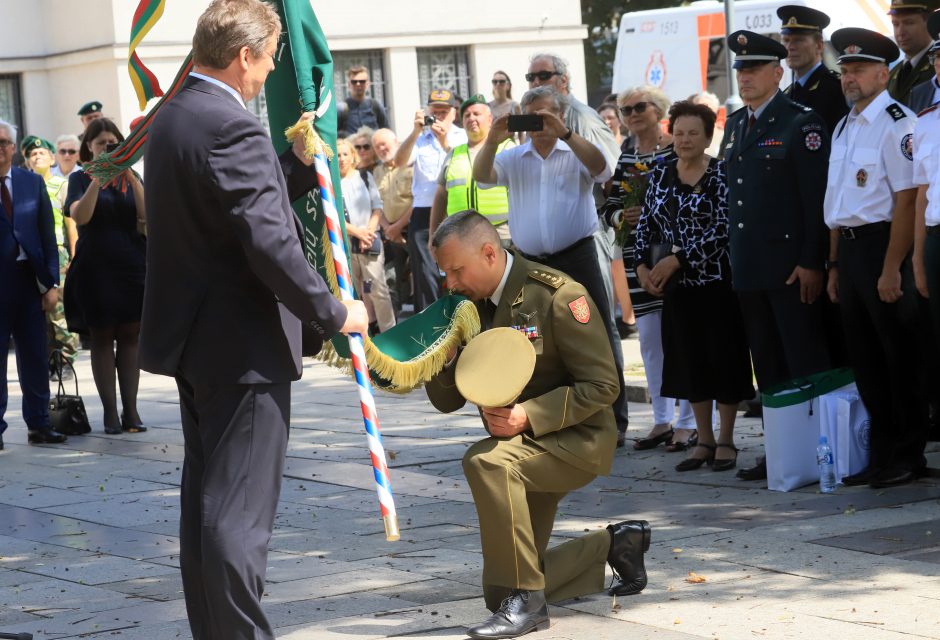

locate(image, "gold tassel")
(285, 118), (333, 161)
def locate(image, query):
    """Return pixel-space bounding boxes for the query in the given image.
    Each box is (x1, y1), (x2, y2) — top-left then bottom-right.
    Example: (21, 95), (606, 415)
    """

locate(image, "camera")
(105, 142), (119, 153)
(423, 115), (436, 127)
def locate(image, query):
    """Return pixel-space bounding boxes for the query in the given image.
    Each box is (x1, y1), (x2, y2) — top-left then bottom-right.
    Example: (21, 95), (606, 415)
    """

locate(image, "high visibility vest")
(44, 175), (68, 247)
(444, 140), (511, 223)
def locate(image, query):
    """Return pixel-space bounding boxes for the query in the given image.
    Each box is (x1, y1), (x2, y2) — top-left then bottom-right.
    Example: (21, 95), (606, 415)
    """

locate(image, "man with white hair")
(51, 134), (81, 179)
(525, 52), (630, 438)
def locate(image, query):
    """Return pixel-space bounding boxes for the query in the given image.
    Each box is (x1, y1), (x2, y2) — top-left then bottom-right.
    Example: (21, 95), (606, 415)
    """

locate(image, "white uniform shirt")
(341, 170), (383, 229)
(410, 126), (467, 208)
(824, 90), (917, 229)
(914, 105), (940, 226)
(488, 139), (612, 256)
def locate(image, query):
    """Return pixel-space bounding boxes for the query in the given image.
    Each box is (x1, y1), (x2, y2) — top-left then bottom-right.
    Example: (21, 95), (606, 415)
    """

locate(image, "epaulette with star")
(528, 269), (566, 289)
(886, 103), (907, 121)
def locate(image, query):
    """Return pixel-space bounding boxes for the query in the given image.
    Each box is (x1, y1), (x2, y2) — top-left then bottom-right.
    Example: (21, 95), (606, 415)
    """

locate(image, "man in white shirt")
(824, 28), (928, 489)
(475, 87), (636, 442)
(394, 89), (468, 311)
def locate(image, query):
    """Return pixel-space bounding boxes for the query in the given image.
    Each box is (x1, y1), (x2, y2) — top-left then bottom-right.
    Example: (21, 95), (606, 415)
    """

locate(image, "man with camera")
(394, 89), (467, 312)
(428, 95), (514, 249)
(473, 87), (615, 359)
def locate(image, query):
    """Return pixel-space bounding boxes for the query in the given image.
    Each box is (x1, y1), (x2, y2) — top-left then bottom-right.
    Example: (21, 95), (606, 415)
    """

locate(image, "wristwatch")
(561, 128), (573, 141)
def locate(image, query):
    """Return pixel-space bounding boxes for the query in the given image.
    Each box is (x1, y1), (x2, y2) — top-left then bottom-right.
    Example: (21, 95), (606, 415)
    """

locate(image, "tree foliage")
(582, 0), (688, 99)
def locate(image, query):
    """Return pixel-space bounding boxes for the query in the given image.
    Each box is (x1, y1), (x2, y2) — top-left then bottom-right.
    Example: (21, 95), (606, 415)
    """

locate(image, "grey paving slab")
(811, 518), (940, 555)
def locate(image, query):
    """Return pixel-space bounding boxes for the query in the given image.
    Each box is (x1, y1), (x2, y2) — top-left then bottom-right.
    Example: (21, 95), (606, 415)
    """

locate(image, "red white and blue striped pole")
(314, 152), (400, 542)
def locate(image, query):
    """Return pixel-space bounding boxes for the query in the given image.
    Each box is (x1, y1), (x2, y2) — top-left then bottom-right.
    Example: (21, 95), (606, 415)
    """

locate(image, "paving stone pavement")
(2, 344), (940, 639)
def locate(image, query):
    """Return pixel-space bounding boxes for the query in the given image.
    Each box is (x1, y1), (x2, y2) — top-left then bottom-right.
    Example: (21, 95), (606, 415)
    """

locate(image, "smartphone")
(508, 114), (544, 132)
(105, 142), (119, 153)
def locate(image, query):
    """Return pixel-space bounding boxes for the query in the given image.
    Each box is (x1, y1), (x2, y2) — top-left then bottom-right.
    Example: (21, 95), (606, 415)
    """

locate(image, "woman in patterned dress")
(634, 101), (754, 473)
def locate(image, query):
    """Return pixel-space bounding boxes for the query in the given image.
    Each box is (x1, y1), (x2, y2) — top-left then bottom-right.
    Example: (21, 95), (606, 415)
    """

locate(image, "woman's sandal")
(665, 429), (697, 452)
(121, 413), (147, 434)
(633, 427), (674, 451)
(712, 443), (739, 472)
(675, 443), (716, 472)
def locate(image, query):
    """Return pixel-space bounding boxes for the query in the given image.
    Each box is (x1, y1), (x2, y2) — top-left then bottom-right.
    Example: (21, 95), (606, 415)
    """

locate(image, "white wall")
(0, 0), (587, 144)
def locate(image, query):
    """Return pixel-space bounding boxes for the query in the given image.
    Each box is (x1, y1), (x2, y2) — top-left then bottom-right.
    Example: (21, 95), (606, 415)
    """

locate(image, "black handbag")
(48, 350), (91, 435)
(647, 164), (681, 296)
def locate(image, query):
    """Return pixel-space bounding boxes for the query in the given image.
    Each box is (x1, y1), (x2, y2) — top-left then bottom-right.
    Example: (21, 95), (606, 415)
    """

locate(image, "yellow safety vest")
(445, 140), (512, 223)
(44, 175), (68, 247)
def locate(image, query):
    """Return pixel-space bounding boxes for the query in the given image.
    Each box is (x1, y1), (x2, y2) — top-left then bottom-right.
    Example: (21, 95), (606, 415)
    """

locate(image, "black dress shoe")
(736, 457), (767, 481)
(606, 520), (650, 596)
(842, 467), (879, 486)
(120, 413), (147, 433)
(633, 428), (674, 451)
(467, 589), (549, 639)
(869, 468), (916, 489)
(27, 429), (67, 444)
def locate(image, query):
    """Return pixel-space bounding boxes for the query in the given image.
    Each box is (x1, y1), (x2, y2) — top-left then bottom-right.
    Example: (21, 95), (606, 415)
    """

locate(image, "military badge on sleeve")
(901, 133), (913, 161)
(568, 296), (591, 324)
(804, 131), (823, 151)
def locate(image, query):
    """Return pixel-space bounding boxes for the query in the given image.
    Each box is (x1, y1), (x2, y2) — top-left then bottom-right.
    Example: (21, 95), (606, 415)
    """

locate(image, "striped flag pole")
(313, 152), (400, 542)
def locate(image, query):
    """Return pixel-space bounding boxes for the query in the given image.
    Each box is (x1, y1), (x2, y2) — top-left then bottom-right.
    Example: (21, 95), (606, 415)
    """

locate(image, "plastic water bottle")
(817, 436), (836, 493)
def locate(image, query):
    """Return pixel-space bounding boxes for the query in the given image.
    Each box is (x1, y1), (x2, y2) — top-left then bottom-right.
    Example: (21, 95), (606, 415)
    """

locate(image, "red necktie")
(1, 176), (12, 223)
(747, 114), (757, 133)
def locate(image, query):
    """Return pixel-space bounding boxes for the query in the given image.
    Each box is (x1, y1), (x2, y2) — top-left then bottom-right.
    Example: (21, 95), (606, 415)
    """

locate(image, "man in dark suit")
(778, 6), (849, 133)
(910, 13), (940, 113)
(140, 1), (368, 638)
(887, 0), (938, 108)
(0, 119), (69, 451)
(721, 32), (832, 481)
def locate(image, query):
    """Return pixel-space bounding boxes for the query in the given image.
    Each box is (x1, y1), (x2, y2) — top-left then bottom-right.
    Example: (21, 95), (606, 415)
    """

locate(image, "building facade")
(0, 0), (588, 143)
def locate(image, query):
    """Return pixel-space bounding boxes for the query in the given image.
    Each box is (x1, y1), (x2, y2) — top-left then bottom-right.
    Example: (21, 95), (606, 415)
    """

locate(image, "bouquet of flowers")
(613, 161), (650, 246)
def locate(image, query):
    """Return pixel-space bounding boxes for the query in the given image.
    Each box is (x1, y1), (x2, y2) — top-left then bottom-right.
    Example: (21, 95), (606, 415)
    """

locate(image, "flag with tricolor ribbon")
(128, 0), (166, 110)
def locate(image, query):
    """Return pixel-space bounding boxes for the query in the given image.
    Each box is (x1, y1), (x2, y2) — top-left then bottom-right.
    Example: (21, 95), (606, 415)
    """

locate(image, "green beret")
(460, 94), (489, 118)
(20, 135), (55, 155)
(77, 101), (103, 116)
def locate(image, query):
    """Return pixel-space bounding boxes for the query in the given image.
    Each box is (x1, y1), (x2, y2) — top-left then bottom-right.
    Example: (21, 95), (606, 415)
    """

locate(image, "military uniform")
(887, 0), (939, 108)
(426, 253), (619, 611)
(721, 31), (832, 389)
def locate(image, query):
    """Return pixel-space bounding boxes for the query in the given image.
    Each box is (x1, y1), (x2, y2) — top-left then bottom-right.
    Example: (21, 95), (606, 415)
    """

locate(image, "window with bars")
(0, 74), (25, 136)
(331, 49), (388, 108)
(417, 46), (472, 104)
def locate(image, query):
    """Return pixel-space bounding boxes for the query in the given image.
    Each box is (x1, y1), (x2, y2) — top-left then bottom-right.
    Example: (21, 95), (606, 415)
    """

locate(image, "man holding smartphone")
(394, 89), (467, 312)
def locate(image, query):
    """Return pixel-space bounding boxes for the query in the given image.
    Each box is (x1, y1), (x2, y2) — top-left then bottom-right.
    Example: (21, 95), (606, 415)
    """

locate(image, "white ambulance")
(611, 0), (894, 104)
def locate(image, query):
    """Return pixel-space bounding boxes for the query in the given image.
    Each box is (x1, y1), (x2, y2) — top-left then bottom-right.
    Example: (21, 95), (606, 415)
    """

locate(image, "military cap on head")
(455, 328), (536, 408)
(831, 27), (900, 65)
(728, 30), (788, 69)
(460, 94), (488, 118)
(77, 101), (102, 116)
(20, 135), (54, 155)
(427, 88), (459, 108)
(888, 0), (936, 14)
(929, 9), (940, 39)
(777, 5), (831, 34)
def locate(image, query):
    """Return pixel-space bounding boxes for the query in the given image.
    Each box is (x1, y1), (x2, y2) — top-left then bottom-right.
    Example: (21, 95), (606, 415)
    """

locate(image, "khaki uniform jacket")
(888, 55), (935, 110)
(425, 254), (619, 477)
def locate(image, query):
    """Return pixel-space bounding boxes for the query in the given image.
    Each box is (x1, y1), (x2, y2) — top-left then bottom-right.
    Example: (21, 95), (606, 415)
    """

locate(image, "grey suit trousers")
(176, 376), (290, 640)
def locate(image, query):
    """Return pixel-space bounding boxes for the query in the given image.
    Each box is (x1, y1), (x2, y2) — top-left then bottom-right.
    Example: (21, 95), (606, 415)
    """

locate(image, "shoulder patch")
(568, 296), (590, 324)
(886, 103), (907, 122)
(901, 133), (914, 161)
(528, 269), (566, 289)
(917, 103), (939, 118)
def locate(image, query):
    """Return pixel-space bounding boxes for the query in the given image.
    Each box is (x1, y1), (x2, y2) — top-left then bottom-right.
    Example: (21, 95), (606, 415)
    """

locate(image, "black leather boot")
(467, 589), (550, 639)
(607, 519), (650, 596)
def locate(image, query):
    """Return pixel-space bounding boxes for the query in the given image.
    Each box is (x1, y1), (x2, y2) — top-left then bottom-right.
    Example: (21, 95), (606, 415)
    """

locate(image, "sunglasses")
(58, 148), (78, 155)
(619, 102), (650, 116)
(492, 78), (508, 85)
(524, 70), (562, 82)
(349, 79), (368, 86)
(354, 143), (371, 150)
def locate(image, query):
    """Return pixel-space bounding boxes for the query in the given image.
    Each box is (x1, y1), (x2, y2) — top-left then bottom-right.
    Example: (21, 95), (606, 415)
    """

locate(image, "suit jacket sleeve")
(791, 112), (830, 270)
(208, 115), (347, 338)
(37, 175), (59, 288)
(521, 283), (619, 437)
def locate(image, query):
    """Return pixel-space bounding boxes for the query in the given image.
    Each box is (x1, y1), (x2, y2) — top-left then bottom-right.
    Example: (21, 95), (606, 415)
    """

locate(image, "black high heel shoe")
(675, 443), (715, 472)
(633, 427), (674, 451)
(712, 443), (738, 472)
(121, 413), (147, 433)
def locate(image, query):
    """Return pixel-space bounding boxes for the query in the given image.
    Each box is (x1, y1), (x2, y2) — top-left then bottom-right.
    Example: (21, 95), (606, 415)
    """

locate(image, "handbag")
(48, 350), (91, 435)
(647, 164), (681, 295)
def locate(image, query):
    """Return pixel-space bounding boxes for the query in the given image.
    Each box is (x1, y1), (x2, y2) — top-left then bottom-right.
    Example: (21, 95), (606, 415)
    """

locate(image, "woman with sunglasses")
(602, 85), (696, 453)
(488, 71), (523, 142)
